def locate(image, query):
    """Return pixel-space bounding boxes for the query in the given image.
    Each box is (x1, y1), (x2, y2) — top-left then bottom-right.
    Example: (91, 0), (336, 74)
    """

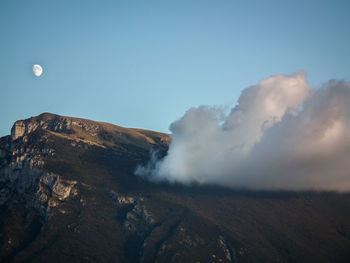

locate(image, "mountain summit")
(1, 113), (350, 263)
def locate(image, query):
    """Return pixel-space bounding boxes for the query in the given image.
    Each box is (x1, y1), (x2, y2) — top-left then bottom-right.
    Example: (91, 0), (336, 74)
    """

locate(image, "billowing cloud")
(136, 72), (350, 191)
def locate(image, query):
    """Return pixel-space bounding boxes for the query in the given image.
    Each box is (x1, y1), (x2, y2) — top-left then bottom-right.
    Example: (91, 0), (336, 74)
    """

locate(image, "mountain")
(1, 113), (350, 263)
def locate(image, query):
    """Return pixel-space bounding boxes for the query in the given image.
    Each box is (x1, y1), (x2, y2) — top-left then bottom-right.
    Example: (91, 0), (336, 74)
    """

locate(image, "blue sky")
(1, 0), (349, 136)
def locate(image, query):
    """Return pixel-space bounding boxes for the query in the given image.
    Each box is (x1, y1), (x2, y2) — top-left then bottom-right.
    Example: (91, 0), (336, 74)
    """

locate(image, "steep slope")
(1, 113), (350, 263)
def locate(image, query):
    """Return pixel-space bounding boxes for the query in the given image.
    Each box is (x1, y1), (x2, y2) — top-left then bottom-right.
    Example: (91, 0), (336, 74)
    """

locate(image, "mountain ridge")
(1, 113), (350, 263)
(10, 112), (170, 145)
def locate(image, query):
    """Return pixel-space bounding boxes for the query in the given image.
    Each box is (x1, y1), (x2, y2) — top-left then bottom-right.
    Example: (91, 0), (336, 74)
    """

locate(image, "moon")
(32, 64), (43, 77)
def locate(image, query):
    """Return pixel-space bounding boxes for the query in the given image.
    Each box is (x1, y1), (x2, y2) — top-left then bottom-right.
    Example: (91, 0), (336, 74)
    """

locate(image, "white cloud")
(136, 72), (350, 191)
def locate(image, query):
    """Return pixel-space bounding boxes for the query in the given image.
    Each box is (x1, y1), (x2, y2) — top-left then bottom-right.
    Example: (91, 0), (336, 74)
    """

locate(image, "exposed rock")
(1, 118), (78, 219)
(10, 113), (103, 142)
(11, 121), (28, 140)
(0, 162), (77, 218)
(218, 235), (235, 262)
(131, 202), (155, 224)
(106, 189), (156, 228)
(106, 189), (137, 205)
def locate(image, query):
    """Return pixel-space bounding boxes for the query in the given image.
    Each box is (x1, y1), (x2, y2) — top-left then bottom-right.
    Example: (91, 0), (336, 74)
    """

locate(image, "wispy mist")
(136, 72), (350, 191)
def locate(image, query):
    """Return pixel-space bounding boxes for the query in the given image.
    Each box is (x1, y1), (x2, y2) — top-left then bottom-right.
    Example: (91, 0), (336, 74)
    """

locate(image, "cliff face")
(1, 113), (350, 263)
(1, 113), (169, 219)
(0, 113), (171, 263)
(1, 130), (76, 219)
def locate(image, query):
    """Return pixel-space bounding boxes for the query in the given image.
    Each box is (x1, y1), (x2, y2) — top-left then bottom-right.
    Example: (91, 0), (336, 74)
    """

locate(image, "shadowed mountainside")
(1, 113), (350, 263)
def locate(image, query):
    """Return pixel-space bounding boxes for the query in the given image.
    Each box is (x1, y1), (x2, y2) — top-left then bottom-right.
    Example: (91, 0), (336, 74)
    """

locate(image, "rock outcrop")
(10, 113), (97, 141)
(1, 120), (78, 219)
(106, 189), (156, 229)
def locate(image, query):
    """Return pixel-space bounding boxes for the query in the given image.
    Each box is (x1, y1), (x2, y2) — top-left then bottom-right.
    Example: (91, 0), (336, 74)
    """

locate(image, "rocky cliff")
(1, 113), (350, 263)
(1, 113), (168, 219)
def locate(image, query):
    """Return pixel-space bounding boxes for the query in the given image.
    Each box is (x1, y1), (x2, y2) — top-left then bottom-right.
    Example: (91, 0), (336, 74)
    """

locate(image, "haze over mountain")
(1, 113), (350, 263)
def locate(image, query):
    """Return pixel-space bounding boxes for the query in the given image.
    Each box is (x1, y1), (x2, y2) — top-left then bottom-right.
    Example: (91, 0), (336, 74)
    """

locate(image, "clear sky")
(1, 0), (349, 136)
